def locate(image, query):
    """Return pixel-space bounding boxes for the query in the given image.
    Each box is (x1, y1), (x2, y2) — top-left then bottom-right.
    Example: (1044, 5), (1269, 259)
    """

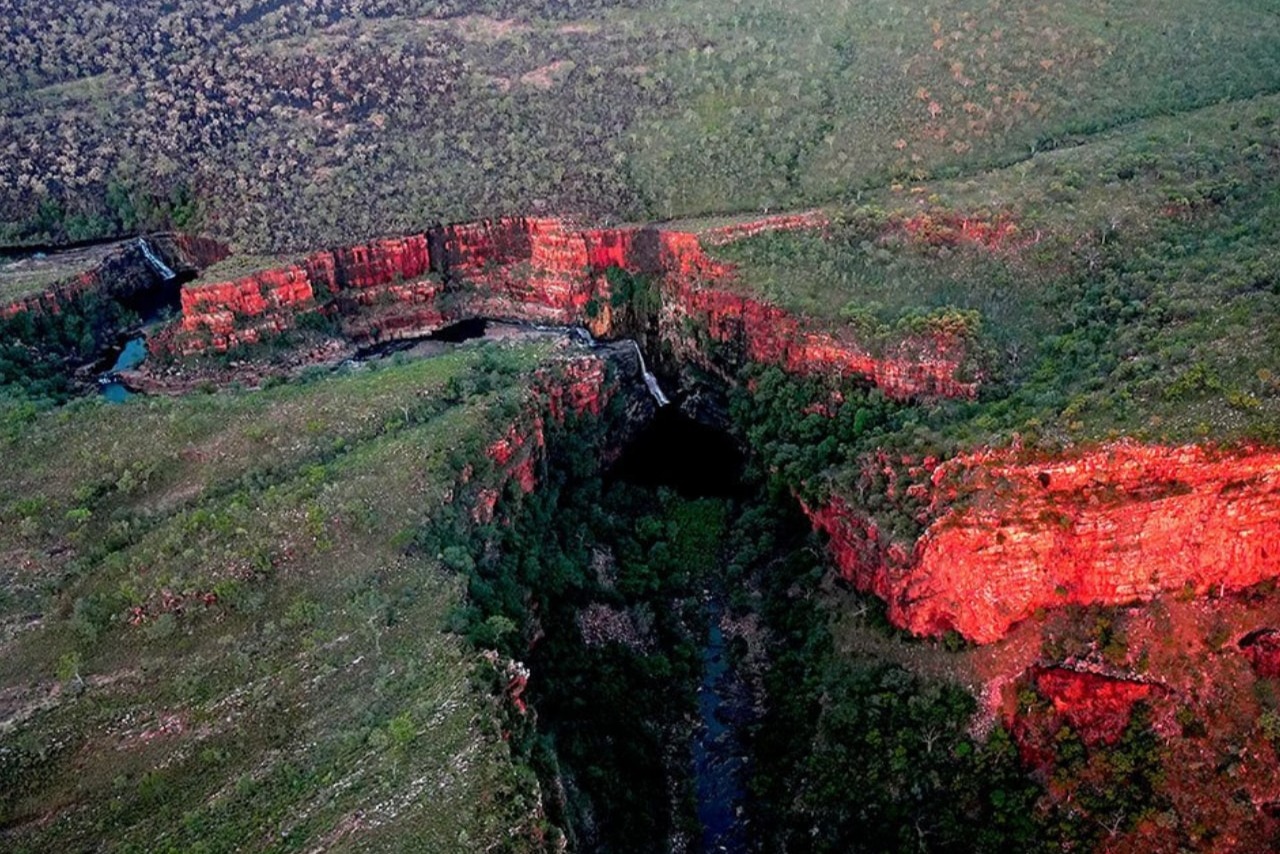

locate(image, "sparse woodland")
(3, 0), (1280, 251)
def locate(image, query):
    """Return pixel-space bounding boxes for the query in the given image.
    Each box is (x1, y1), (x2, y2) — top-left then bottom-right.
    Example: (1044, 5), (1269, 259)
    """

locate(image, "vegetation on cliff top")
(3, 0), (1280, 251)
(5, 0), (1280, 850)
(713, 93), (1280, 446)
(0, 343), (557, 852)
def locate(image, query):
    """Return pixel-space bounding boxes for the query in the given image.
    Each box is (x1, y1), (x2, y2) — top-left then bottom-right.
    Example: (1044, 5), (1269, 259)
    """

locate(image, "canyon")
(5, 212), (1280, 851)
(169, 216), (979, 402)
(7, 215), (1279, 648)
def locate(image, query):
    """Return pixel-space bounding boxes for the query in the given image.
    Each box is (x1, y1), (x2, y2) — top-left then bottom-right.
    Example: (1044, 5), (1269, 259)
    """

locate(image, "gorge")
(4, 209), (1280, 851)
(140, 214), (1280, 645)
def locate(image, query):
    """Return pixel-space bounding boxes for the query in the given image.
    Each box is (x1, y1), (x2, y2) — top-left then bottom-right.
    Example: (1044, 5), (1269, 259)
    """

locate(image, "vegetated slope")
(705, 93), (1280, 645)
(712, 92), (1280, 445)
(3, 0), (1280, 251)
(0, 345), (562, 852)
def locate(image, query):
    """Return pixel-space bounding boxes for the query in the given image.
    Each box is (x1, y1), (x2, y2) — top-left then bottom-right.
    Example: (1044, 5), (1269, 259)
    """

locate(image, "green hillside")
(0, 345), (553, 852)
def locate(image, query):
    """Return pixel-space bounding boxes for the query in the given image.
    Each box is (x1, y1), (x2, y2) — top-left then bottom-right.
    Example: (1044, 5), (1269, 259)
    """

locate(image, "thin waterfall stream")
(629, 339), (670, 407)
(137, 238), (176, 281)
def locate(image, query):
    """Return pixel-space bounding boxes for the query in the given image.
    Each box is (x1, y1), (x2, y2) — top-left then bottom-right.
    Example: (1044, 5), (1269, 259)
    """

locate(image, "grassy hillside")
(2, 0), (1279, 250)
(0, 344), (555, 852)
(711, 93), (1280, 445)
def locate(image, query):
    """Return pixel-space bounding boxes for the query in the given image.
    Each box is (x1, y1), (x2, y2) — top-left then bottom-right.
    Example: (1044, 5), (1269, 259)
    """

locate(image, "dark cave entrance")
(426, 317), (488, 343)
(610, 406), (745, 498)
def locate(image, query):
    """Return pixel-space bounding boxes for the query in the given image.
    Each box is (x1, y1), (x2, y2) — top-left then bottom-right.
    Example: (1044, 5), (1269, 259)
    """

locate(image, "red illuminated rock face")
(806, 443), (1280, 643)
(449, 218), (619, 331)
(471, 354), (612, 525)
(179, 266), (317, 345)
(661, 270), (977, 400)
(1004, 666), (1163, 774)
(174, 217), (975, 401)
(1025, 667), (1157, 746)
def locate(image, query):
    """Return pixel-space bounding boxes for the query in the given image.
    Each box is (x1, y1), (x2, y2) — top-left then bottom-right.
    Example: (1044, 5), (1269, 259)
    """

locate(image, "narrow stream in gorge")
(695, 598), (750, 852)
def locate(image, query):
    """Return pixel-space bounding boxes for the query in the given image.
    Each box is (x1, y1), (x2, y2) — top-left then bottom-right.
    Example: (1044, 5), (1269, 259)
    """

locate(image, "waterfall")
(137, 238), (176, 281)
(631, 340), (670, 407)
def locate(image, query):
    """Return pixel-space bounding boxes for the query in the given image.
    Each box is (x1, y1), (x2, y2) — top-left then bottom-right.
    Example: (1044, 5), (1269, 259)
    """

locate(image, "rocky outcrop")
(893, 210), (1026, 251)
(1, 242), (158, 321)
(807, 442), (1280, 643)
(1002, 665), (1164, 779)
(1239, 629), (1280, 677)
(1023, 667), (1158, 746)
(174, 216), (976, 401)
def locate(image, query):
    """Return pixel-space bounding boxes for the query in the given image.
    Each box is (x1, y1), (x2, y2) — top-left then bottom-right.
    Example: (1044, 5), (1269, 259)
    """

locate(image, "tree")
(56, 651), (85, 693)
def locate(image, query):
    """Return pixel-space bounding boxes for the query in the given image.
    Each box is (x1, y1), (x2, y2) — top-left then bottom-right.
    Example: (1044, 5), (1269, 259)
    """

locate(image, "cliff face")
(660, 270), (977, 400)
(471, 353), (617, 525)
(178, 266), (316, 344)
(1, 242), (159, 321)
(171, 217), (1280, 647)
(807, 443), (1280, 643)
(175, 216), (975, 401)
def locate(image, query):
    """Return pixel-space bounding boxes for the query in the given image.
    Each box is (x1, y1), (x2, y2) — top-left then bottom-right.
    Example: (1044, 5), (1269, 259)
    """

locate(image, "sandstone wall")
(806, 443), (1280, 643)
(174, 216), (976, 401)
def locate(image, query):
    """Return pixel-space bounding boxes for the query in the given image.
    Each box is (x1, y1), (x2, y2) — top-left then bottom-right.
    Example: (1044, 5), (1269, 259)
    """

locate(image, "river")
(694, 600), (749, 852)
(98, 335), (147, 403)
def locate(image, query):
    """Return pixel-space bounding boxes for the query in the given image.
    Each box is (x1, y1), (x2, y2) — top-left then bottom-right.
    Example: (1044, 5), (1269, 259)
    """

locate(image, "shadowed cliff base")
(609, 406), (745, 499)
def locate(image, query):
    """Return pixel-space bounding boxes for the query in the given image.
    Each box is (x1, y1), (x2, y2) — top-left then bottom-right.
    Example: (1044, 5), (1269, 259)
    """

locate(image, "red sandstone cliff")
(807, 442), (1280, 643)
(471, 354), (610, 525)
(174, 216), (975, 401)
(659, 259), (978, 400)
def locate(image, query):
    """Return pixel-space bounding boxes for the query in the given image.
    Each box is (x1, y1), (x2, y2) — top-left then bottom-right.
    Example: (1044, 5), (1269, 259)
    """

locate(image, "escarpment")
(173, 217), (976, 402)
(49, 213), (1280, 649)
(3, 242), (168, 321)
(806, 443), (1280, 643)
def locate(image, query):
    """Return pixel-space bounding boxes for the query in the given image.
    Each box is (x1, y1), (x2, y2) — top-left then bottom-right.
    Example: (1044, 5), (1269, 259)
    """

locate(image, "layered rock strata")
(174, 217), (976, 401)
(806, 443), (1280, 643)
(155, 217), (1280, 645)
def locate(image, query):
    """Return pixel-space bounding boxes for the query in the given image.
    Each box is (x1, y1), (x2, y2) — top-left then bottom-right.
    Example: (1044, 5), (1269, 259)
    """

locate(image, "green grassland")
(3, 0), (1279, 251)
(711, 93), (1280, 446)
(0, 343), (556, 852)
(0, 242), (136, 305)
